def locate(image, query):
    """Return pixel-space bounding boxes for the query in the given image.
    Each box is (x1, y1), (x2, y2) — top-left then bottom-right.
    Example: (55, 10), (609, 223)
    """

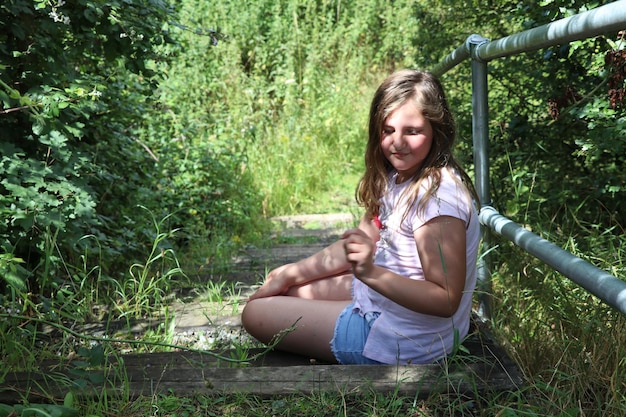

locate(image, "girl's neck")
(391, 171), (412, 184)
(395, 169), (420, 184)
(395, 163), (427, 184)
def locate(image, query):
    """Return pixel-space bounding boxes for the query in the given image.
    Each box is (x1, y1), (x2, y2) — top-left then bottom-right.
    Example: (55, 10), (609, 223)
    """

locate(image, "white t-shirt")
(352, 167), (480, 364)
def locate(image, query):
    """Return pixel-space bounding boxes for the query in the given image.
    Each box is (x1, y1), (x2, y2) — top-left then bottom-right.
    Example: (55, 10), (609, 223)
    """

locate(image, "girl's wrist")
(354, 263), (379, 283)
(282, 262), (304, 287)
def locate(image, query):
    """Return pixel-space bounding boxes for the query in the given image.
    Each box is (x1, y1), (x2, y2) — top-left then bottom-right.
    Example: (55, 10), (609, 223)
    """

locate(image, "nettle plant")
(0, 0), (177, 305)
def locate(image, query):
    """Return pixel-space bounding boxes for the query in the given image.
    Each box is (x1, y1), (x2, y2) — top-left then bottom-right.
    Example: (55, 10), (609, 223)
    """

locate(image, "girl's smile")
(380, 101), (433, 182)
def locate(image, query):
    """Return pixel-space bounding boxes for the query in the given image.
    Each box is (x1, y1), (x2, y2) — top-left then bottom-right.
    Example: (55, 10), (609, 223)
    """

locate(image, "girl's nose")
(391, 132), (405, 148)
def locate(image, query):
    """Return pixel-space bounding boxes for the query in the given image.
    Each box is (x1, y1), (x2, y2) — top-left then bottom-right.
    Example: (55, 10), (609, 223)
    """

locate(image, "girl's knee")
(241, 299), (258, 331)
(241, 298), (271, 341)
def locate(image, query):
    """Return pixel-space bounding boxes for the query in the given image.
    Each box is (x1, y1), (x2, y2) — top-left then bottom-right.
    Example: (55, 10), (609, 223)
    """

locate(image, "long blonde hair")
(356, 69), (478, 218)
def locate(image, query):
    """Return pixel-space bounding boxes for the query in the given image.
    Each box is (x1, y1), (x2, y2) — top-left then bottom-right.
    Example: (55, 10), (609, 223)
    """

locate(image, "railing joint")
(466, 34), (490, 63)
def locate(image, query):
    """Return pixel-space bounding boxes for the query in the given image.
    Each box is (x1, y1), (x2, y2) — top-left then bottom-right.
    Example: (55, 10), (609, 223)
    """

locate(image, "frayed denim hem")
(330, 302), (382, 365)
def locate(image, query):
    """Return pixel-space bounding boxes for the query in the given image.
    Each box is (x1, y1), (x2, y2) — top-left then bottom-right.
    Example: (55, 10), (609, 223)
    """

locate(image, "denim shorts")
(330, 302), (382, 365)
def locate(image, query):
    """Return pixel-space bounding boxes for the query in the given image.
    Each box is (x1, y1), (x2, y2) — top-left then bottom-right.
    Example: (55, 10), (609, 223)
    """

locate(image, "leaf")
(0, 253), (27, 292)
(63, 392), (75, 408)
(39, 130), (68, 148)
(1, 270), (27, 291)
(7, 85), (21, 99)
(0, 403), (14, 417)
(0, 89), (10, 106)
(88, 371), (105, 385)
(71, 378), (88, 390)
(32, 115), (48, 136)
(22, 404), (79, 417)
(89, 344), (105, 366)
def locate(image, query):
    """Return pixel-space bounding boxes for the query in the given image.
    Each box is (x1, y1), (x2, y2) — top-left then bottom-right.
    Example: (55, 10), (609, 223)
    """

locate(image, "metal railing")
(431, 1), (626, 317)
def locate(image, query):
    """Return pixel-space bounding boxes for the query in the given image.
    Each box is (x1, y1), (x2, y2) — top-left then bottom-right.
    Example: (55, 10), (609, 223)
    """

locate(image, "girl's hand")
(247, 263), (295, 301)
(341, 228), (375, 278)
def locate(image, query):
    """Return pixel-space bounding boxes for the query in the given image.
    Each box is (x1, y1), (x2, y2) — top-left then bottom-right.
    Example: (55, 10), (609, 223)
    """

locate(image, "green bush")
(0, 0), (269, 304)
(0, 0), (181, 297)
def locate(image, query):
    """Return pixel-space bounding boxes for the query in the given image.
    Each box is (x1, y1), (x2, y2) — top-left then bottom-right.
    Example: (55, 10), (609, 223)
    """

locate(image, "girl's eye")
(407, 129), (420, 135)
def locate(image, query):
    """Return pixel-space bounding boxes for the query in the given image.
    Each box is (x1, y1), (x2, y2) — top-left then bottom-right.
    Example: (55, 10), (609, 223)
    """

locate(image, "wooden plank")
(1, 316), (522, 402)
(1, 339), (523, 402)
(125, 360), (521, 397)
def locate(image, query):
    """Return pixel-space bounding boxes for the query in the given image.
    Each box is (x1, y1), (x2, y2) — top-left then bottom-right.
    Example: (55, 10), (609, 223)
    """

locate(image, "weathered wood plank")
(1, 361), (519, 402)
(1, 336), (523, 402)
(124, 360), (521, 397)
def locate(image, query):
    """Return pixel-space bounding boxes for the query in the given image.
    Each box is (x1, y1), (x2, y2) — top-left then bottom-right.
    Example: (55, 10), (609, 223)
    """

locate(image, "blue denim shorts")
(330, 302), (382, 365)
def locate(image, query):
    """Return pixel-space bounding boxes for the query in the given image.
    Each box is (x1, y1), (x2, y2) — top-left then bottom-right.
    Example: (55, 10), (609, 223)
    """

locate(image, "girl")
(242, 69), (480, 365)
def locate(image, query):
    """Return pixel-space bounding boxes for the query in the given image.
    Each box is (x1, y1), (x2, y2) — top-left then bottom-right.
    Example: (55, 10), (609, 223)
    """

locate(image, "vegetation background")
(1, 0), (625, 415)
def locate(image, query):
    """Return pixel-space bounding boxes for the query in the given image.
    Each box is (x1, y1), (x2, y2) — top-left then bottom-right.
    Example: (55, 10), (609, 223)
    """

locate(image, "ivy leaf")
(0, 89), (10, 107)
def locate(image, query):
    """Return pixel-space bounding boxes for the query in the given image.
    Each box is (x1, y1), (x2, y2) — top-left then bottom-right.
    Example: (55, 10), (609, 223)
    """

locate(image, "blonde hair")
(356, 69), (478, 218)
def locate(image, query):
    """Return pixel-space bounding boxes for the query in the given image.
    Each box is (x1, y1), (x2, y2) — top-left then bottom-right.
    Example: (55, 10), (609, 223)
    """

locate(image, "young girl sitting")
(241, 69), (480, 365)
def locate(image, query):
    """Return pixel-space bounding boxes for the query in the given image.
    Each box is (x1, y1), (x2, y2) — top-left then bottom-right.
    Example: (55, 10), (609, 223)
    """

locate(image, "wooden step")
(1, 321), (523, 402)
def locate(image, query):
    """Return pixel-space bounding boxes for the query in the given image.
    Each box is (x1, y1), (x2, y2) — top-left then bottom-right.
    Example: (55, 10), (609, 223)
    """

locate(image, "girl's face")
(380, 100), (433, 182)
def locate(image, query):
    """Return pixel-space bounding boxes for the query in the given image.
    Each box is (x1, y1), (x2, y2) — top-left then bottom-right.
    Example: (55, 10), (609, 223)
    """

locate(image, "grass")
(202, 280), (245, 316)
(486, 205), (626, 416)
(3, 204), (624, 416)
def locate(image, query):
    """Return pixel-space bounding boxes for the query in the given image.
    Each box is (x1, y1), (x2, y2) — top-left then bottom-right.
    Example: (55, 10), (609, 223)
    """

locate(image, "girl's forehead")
(385, 101), (424, 120)
(386, 96), (421, 114)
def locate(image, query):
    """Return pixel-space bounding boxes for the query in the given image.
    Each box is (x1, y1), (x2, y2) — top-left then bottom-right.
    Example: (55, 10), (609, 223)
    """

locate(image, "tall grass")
(489, 197), (626, 415)
(162, 0), (428, 216)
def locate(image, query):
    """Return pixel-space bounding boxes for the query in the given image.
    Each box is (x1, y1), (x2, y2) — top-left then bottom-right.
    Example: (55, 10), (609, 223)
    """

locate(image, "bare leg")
(285, 273), (353, 300)
(242, 296), (350, 363)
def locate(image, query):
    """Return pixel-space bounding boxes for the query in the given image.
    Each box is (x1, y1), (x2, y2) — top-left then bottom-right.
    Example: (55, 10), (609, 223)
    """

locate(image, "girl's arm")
(248, 214), (380, 300)
(343, 215), (467, 317)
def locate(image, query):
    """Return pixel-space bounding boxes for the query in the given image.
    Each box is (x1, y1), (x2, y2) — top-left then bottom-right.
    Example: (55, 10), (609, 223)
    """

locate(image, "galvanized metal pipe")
(431, 34), (475, 77)
(476, 0), (626, 61)
(434, 1), (626, 74)
(469, 40), (491, 207)
(480, 206), (626, 316)
(469, 37), (492, 319)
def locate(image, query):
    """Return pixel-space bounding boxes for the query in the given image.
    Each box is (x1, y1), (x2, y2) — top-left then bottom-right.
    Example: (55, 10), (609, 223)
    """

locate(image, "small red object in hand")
(373, 214), (383, 230)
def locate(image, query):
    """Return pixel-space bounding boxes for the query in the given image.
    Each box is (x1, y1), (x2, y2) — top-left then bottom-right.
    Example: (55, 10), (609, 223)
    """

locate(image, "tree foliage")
(420, 1), (625, 229)
(0, 0), (180, 295)
(486, 1), (625, 227)
(0, 0), (269, 306)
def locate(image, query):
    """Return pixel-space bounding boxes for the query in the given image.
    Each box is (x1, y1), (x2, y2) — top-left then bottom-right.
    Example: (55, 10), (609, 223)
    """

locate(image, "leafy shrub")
(0, 0), (177, 299)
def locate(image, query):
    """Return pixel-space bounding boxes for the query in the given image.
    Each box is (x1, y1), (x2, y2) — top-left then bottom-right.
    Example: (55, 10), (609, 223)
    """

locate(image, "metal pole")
(432, 36), (470, 77)
(480, 206), (626, 315)
(432, 34), (492, 77)
(469, 35), (492, 319)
